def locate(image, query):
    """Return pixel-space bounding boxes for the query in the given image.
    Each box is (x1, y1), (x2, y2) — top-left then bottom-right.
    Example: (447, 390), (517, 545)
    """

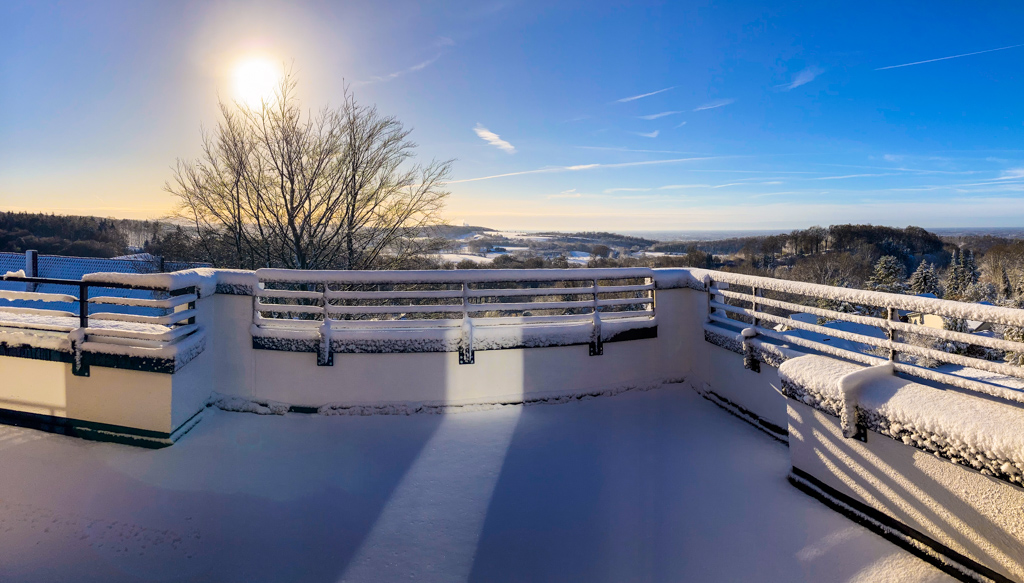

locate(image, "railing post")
(590, 278), (603, 356)
(887, 306), (898, 362)
(317, 282), (333, 366)
(72, 283), (89, 376)
(752, 286), (762, 329)
(459, 282), (474, 364)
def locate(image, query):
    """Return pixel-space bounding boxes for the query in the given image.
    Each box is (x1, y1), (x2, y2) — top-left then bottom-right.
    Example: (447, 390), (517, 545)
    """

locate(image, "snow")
(435, 253), (493, 264)
(83, 268), (220, 298)
(0, 290), (78, 303)
(780, 355), (1024, 483)
(694, 268), (1024, 327)
(0, 384), (951, 582)
(257, 267), (653, 284)
(779, 316), (888, 355)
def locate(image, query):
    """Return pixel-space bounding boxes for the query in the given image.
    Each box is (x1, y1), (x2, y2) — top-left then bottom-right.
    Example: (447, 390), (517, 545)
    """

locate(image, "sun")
(232, 57), (282, 106)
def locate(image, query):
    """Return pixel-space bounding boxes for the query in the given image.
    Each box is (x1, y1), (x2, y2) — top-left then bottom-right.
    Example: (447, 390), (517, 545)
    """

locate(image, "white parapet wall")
(209, 285), (693, 409)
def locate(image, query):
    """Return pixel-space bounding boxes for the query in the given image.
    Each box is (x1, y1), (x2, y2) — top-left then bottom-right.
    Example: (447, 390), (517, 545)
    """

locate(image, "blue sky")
(3, 0), (1024, 231)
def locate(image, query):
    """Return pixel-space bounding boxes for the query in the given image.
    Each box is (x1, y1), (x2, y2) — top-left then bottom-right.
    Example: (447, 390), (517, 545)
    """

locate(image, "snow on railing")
(0, 271), (204, 375)
(701, 270), (1024, 404)
(252, 268), (657, 365)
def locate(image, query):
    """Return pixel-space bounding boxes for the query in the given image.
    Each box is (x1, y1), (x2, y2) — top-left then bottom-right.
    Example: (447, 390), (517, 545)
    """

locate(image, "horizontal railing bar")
(598, 297), (653, 307)
(0, 319), (76, 333)
(0, 290), (78, 303)
(3, 275), (171, 292)
(746, 323), (1024, 405)
(466, 286), (595, 298)
(597, 283), (654, 294)
(91, 309), (195, 326)
(0, 306), (77, 318)
(717, 288), (1024, 355)
(328, 304), (466, 315)
(325, 319), (463, 328)
(255, 302), (324, 314)
(256, 267), (655, 284)
(467, 300), (595, 312)
(325, 289), (464, 300)
(713, 301), (1024, 382)
(598, 309), (656, 320)
(84, 323), (198, 342)
(706, 272), (1024, 326)
(89, 294), (196, 309)
(257, 289), (323, 300)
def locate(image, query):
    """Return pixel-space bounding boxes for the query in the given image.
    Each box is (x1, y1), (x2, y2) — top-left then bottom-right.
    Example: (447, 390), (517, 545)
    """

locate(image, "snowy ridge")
(780, 355), (1024, 488)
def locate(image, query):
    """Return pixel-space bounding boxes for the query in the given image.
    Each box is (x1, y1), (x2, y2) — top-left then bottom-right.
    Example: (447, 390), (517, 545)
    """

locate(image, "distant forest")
(6, 212), (1024, 308)
(0, 212), (169, 258)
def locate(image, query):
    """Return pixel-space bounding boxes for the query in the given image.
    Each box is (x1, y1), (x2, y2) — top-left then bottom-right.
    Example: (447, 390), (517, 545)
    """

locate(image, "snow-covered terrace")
(0, 383), (953, 582)
(1, 265), (1023, 581)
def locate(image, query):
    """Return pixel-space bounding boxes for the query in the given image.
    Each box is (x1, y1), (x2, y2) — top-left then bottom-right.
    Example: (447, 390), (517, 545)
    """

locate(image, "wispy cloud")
(990, 168), (1024, 181)
(638, 111), (682, 120)
(675, 121), (687, 128)
(876, 43), (1024, 71)
(604, 187), (651, 193)
(658, 184), (710, 189)
(713, 181), (783, 188)
(445, 156), (722, 184)
(616, 87), (674, 103)
(362, 54), (443, 84)
(473, 124), (516, 154)
(576, 146), (697, 154)
(634, 130), (659, 138)
(693, 98), (735, 111)
(781, 66), (823, 90)
(812, 173), (898, 180)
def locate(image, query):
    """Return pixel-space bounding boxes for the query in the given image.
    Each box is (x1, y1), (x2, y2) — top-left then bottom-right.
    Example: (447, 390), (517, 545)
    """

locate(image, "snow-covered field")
(0, 384), (952, 582)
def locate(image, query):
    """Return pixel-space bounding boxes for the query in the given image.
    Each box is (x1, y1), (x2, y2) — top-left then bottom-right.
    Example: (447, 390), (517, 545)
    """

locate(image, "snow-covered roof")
(0, 384), (952, 581)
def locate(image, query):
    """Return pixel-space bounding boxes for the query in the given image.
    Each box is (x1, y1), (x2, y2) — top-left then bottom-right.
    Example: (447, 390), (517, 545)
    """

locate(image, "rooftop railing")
(0, 274), (203, 375)
(252, 267), (657, 365)
(702, 270), (1024, 404)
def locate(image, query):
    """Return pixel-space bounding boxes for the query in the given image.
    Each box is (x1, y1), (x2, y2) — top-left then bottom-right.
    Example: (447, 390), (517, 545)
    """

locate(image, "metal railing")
(701, 270), (1024, 405)
(0, 275), (200, 375)
(253, 268), (657, 365)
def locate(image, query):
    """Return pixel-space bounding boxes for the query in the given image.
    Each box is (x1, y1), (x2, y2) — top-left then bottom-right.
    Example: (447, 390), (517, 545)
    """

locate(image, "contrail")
(876, 43), (1024, 70)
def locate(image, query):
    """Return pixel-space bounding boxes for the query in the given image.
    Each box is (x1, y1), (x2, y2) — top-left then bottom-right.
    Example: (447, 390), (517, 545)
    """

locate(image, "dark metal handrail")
(2, 275), (190, 329)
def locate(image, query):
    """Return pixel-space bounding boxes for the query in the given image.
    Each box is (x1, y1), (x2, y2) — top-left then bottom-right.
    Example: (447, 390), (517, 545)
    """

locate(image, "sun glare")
(232, 58), (282, 106)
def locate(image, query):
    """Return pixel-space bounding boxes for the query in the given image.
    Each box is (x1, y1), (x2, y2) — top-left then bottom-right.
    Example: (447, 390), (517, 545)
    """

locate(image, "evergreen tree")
(867, 255), (908, 294)
(963, 249), (979, 285)
(908, 260), (939, 296)
(945, 249), (967, 300)
(1001, 268), (1015, 300)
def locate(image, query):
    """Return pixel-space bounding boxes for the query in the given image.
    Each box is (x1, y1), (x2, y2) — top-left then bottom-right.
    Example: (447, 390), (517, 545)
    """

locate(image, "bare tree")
(167, 71), (452, 270)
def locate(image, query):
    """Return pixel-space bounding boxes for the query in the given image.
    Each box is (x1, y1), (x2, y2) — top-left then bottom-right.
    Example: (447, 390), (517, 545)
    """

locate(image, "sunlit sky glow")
(3, 1), (1024, 231)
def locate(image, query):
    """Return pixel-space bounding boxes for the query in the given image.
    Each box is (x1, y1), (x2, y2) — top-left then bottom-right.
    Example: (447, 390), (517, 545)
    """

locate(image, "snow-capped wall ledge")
(83, 268), (219, 297)
(703, 321), (800, 369)
(252, 318), (657, 355)
(652, 268), (707, 291)
(780, 355), (1024, 489)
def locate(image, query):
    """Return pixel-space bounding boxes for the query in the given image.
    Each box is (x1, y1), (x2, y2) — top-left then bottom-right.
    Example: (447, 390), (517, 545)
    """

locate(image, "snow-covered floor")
(0, 385), (954, 582)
